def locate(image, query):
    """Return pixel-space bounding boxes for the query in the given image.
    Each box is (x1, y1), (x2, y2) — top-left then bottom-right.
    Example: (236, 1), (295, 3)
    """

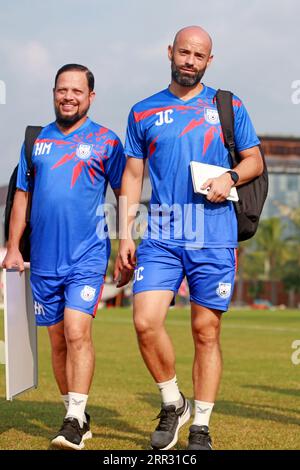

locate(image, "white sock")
(66, 392), (88, 427)
(157, 376), (182, 408)
(193, 400), (214, 427)
(61, 394), (69, 411)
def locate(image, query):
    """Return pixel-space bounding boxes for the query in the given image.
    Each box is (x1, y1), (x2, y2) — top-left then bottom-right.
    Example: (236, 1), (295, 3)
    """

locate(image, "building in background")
(261, 137), (300, 226)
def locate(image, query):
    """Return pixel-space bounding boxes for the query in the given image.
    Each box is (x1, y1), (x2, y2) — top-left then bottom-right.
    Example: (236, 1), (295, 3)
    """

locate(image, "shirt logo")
(80, 285), (96, 302)
(76, 143), (93, 160)
(216, 282), (231, 299)
(204, 108), (220, 125)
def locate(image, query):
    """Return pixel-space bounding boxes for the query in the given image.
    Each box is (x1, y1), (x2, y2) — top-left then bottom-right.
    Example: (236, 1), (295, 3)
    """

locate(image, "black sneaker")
(187, 425), (213, 450)
(151, 393), (191, 450)
(50, 413), (92, 450)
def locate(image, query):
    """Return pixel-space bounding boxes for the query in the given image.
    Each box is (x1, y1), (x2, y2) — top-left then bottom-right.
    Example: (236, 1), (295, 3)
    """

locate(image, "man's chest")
(32, 134), (109, 188)
(140, 102), (223, 146)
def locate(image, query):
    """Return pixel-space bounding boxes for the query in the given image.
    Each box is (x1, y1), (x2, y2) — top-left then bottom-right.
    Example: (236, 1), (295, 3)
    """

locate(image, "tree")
(245, 217), (289, 305)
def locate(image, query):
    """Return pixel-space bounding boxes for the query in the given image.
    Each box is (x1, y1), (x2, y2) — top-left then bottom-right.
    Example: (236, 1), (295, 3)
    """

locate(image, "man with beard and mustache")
(3, 64), (127, 450)
(115, 26), (263, 450)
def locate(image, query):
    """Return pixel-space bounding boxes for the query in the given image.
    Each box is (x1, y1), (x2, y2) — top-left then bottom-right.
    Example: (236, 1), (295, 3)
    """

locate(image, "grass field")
(0, 307), (300, 450)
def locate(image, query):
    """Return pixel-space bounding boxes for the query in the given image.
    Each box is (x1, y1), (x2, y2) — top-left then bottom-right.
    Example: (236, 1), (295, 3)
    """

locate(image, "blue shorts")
(31, 269), (105, 327)
(133, 240), (237, 312)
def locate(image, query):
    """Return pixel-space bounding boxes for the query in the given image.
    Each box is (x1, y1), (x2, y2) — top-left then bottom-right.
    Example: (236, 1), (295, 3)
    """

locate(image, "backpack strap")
(24, 125), (43, 222)
(24, 125), (43, 178)
(215, 89), (239, 167)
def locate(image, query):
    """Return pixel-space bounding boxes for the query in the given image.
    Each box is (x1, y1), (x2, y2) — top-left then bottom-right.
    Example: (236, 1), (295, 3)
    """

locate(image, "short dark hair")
(54, 64), (95, 91)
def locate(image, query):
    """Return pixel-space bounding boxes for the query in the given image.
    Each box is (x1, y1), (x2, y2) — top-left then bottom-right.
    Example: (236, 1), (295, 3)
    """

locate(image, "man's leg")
(184, 247), (236, 450)
(134, 290), (175, 382)
(50, 308), (94, 450)
(190, 303), (222, 403)
(186, 305), (222, 451)
(64, 308), (95, 394)
(31, 273), (69, 410)
(47, 320), (68, 395)
(134, 291), (191, 450)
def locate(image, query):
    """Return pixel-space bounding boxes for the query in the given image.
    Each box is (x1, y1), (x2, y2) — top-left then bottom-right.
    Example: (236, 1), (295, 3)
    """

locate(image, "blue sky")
(0, 0), (299, 185)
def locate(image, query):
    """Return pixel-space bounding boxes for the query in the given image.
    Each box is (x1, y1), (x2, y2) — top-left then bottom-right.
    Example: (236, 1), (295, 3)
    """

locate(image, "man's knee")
(134, 313), (158, 338)
(64, 324), (92, 351)
(192, 322), (221, 348)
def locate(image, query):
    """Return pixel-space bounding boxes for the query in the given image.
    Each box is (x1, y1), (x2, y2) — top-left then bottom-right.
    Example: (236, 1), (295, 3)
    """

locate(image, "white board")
(3, 265), (38, 400)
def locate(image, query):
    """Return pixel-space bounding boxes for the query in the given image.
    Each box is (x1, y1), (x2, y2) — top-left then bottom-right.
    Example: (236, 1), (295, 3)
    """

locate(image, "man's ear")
(168, 45), (173, 62)
(206, 55), (214, 68)
(89, 91), (96, 104)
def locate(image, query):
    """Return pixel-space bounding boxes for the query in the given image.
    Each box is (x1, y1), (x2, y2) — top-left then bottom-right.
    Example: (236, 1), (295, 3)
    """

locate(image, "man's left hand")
(201, 172), (234, 203)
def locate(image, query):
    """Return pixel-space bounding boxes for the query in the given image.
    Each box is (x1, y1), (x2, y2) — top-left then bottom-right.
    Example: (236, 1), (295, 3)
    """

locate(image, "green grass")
(0, 307), (300, 450)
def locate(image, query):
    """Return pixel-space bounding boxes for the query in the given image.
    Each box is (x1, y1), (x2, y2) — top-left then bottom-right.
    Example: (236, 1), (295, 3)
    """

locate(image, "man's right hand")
(2, 247), (25, 272)
(118, 239), (137, 270)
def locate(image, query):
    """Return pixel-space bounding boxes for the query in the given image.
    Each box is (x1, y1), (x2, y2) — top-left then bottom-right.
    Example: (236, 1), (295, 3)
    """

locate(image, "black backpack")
(4, 126), (43, 261)
(216, 90), (268, 242)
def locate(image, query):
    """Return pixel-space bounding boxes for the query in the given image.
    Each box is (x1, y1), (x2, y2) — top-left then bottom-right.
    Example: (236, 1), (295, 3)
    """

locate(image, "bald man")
(115, 26), (263, 450)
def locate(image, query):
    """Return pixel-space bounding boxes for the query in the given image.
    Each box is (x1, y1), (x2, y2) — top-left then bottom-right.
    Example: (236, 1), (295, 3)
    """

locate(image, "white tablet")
(190, 161), (239, 202)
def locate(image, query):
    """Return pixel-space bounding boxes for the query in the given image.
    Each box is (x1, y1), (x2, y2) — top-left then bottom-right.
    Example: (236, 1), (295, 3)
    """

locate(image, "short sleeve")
(105, 137), (126, 189)
(233, 98), (260, 152)
(16, 143), (30, 191)
(124, 107), (146, 159)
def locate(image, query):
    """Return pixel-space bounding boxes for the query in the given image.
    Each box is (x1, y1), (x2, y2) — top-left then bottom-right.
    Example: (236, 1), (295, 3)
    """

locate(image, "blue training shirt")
(17, 118), (126, 275)
(125, 85), (260, 248)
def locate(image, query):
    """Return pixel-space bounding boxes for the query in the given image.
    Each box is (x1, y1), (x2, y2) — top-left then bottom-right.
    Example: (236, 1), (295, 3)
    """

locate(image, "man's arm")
(2, 189), (29, 271)
(201, 145), (264, 203)
(114, 157), (145, 283)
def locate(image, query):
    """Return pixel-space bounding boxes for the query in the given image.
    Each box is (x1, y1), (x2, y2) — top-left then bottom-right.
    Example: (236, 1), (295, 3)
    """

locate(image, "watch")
(226, 170), (239, 186)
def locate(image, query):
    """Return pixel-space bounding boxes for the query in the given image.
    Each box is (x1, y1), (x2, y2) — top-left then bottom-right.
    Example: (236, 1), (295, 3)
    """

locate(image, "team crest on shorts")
(204, 108), (220, 125)
(216, 282), (231, 299)
(76, 143), (93, 160)
(80, 285), (96, 302)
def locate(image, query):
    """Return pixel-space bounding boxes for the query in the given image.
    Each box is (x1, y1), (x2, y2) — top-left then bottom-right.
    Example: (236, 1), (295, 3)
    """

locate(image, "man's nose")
(64, 90), (74, 101)
(185, 55), (195, 67)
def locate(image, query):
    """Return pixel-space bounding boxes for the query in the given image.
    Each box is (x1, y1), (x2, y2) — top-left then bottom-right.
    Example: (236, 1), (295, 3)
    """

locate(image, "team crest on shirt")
(80, 285), (96, 302)
(76, 143), (93, 160)
(216, 282), (231, 299)
(204, 108), (220, 125)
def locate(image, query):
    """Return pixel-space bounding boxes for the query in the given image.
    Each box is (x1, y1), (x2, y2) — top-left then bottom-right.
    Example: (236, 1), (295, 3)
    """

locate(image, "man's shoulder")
(210, 86), (244, 109)
(130, 89), (168, 112)
(204, 85), (244, 108)
(87, 120), (122, 143)
(36, 122), (55, 136)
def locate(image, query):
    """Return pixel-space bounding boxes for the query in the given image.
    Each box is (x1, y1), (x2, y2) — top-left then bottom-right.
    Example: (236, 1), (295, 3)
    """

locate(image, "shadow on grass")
(215, 400), (300, 425)
(0, 399), (149, 449)
(242, 384), (300, 398)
